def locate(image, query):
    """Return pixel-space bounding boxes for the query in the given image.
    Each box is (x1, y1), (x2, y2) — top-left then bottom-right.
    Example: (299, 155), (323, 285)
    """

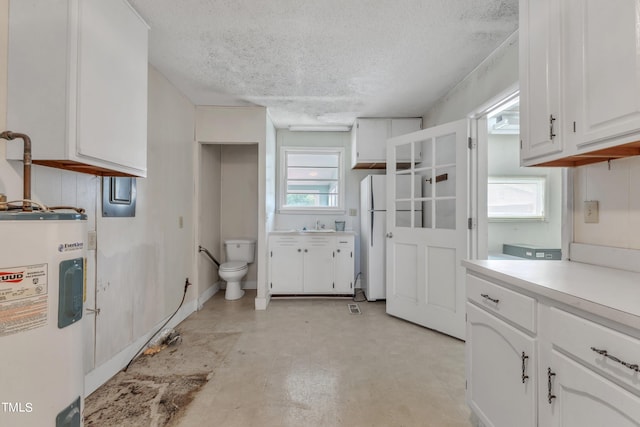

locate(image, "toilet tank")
(224, 239), (256, 263)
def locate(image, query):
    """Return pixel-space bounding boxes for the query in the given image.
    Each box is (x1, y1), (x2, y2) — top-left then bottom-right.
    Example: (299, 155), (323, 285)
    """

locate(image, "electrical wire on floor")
(352, 272), (367, 302)
(123, 278), (191, 372)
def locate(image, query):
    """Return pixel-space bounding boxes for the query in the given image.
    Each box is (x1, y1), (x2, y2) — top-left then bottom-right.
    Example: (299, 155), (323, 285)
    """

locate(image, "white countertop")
(462, 259), (640, 331)
(269, 230), (356, 236)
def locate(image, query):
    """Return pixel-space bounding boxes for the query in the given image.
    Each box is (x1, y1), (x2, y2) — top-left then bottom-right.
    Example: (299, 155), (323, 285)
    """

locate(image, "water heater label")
(0, 264), (48, 337)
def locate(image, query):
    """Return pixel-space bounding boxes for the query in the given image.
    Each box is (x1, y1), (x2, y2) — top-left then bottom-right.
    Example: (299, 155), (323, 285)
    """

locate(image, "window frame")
(278, 146), (346, 214)
(487, 176), (547, 221)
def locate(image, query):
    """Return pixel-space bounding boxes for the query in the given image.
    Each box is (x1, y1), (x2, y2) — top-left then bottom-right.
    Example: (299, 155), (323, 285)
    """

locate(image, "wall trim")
(569, 243), (640, 273)
(197, 282), (220, 309)
(255, 293), (271, 310)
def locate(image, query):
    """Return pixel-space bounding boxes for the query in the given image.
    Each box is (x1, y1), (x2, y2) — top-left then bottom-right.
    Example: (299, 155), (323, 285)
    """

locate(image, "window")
(279, 147), (345, 213)
(488, 176), (546, 220)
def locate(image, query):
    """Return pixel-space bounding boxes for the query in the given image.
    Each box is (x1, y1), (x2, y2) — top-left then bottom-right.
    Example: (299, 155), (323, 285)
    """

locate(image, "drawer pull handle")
(480, 293), (499, 304)
(591, 347), (640, 372)
(521, 352), (529, 383)
(547, 368), (556, 404)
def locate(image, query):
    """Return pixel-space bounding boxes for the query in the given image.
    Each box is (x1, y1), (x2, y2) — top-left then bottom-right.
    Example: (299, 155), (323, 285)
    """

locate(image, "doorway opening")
(480, 96), (563, 260)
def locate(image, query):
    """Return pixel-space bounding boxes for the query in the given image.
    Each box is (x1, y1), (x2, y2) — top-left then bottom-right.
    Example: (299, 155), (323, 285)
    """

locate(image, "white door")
(386, 119), (469, 339)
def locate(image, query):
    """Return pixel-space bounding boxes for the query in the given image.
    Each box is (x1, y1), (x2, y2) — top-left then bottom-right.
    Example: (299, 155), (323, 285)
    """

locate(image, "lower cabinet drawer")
(549, 307), (640, 393)
(467, 274), (537, 333)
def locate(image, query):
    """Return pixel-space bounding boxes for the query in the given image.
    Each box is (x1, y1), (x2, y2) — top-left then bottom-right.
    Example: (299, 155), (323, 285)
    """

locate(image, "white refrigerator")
(360, 174), (421, 301)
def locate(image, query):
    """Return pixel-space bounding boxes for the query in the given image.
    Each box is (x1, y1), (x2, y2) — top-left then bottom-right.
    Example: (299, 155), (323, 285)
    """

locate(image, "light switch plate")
(584, 200), (599, 223)
(349, 208), (357, 216)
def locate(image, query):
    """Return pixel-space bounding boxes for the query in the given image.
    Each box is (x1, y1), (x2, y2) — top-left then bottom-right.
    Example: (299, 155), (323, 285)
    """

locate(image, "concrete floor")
(173, 290), (475, 427)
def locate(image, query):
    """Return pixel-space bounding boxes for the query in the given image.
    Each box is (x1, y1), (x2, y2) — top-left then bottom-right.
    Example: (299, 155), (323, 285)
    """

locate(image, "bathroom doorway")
(197, 143), (259, 300)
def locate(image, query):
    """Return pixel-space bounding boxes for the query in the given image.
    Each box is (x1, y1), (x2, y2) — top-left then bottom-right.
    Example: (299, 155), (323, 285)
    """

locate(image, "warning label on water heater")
(0, 264), (48, 337)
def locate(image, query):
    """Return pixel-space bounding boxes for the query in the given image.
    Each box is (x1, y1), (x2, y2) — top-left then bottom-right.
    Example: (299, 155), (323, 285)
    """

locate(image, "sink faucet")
(315, 219), (320, 230)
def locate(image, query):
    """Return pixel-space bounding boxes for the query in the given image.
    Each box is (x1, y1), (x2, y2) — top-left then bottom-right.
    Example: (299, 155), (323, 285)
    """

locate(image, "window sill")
(277, 208), (346, 215)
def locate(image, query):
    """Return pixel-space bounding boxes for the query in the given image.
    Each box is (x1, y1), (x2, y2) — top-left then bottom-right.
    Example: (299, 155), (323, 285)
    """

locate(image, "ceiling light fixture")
(288, 125), (352, 132)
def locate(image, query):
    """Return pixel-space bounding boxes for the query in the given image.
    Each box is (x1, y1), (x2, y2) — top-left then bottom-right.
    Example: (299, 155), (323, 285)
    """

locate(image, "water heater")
(0, 211), (87, 427)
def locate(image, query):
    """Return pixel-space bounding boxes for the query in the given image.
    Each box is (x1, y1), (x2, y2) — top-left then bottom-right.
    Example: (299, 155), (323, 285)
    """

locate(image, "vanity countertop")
(462, 259), (640, 331)
(269, 230), (356, 236)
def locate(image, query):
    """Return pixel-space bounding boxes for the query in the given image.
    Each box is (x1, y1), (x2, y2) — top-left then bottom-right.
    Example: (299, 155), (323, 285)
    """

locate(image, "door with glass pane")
(386, 119), (469, 340)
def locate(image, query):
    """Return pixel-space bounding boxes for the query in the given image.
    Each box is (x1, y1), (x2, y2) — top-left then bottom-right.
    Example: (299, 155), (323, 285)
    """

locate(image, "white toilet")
(219, 239), (255, 300)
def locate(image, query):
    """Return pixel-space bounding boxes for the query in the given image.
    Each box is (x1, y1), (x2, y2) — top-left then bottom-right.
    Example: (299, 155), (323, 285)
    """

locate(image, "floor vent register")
(348, 303), (361, 315)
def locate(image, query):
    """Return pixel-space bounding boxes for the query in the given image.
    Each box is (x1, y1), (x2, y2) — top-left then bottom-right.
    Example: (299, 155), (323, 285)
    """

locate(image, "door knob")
(386, 232), (393, 238)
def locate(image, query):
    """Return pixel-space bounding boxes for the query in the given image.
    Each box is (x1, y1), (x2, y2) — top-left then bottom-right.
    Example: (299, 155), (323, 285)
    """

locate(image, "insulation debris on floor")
(84, 327), (240, 427)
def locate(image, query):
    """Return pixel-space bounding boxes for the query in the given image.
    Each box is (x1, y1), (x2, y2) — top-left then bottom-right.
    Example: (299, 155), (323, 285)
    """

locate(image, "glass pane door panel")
(435, 199), (456, 230)
(394, 141), (413, 171)
(417, 138), (433, 167)
(396, 173), (418, 202)
(435, 133), (456, 165)
(422, 200), (433, 229)
(396, 140), (414, 163)
(434, 166), (456, 198)
(395, 208), (413, 228)
(416, 168), (433, 198)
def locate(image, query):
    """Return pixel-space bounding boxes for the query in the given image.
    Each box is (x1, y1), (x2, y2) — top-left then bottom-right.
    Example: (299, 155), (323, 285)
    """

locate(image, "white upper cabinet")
(351, 118), (422, 168)
(520, 0), (640, 166)
(519, 0), (563, 163)
(6, 0), (149, 177)
(563, 0), (640, 152)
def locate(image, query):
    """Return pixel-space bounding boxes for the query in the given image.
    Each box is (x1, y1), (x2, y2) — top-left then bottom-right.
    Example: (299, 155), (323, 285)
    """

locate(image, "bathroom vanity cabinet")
(268, 233), (355, 295)
(463, 260), (640, 427)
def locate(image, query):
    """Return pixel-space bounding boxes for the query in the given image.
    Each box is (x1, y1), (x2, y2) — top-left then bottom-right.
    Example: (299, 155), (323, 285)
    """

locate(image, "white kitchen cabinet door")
(466, 303), (536, 427)
(540, 350), (640, 427)
(76, 0), (148, 173)
(334, 235), (355, 294)
(351, 118), (422, 167)
(269, 237), (304, 294)
(6, 0), (148, 177)
(519, 0), (563, 164)
(303, 243), (335, 293)
(352, 119), (389, 164)
(563, 0), (640, 152)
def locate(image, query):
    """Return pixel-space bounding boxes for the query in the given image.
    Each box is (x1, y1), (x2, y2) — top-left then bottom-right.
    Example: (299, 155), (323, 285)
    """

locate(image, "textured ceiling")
(128, 0), (518, 129)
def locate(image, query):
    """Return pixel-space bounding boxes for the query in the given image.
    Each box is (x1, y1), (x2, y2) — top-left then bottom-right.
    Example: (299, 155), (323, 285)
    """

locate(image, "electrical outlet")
(349, 208), (357, 216)
(584, 201), (599, 223)
(87, 231), (97, 250)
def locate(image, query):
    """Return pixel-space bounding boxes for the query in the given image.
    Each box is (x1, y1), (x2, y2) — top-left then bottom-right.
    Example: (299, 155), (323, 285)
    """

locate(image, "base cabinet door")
(541, 350), (640, 427)
(334, 236), (355, 294)
(269, 237), (303, 293)
(303, 246), (334, 293)
(466, 303), (536, 427)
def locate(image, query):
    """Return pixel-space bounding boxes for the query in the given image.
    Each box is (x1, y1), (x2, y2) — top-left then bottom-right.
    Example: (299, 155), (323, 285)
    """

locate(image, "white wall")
(198, 144), (222, 297)
(423, 32), (519, 127)
(487, 134), (562, 253)
(96, 66), (196, 371)
(574, 157), (640, 249)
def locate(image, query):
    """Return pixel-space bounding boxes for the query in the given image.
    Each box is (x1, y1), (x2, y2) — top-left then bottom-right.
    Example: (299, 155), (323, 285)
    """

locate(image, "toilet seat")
(220, 261), (247, 272)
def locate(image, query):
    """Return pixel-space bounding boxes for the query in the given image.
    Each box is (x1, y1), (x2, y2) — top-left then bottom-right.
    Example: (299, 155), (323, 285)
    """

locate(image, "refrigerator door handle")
(370, 210), (374, 247)
(370, 177), (375, 211)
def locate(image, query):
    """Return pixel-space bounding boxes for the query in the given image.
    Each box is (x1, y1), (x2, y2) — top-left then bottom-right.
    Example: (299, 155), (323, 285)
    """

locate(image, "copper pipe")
(0, 131), (32, 211)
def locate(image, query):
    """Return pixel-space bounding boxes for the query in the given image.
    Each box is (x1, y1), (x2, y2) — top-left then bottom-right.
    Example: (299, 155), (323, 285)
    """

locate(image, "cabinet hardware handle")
(298, 248), (302, 252)
(547, 368), (556, 404)
(480, 293), (499, 304)
(591, 347), (640, 372)
(304, 249), (308, 252)
(386, 232), (393, 238)
(337, 249), (341, 253)
(521, 352), (529, 383)
(549, 114), (557, 140)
